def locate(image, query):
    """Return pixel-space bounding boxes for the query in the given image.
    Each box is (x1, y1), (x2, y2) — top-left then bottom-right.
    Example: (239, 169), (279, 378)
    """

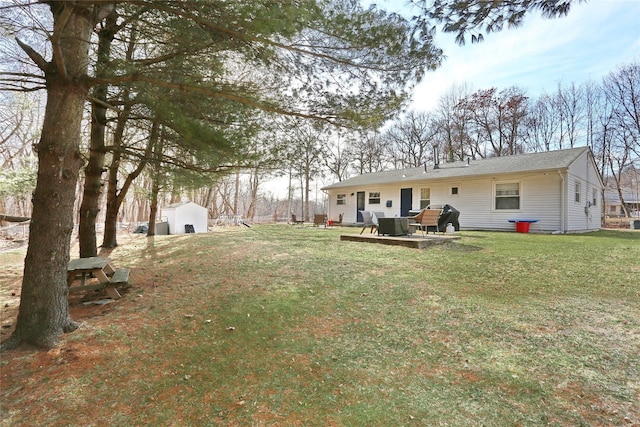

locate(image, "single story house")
(604, 189), (640, 217)
(321, 147), (604, 233)
(161, 201), (208, 234)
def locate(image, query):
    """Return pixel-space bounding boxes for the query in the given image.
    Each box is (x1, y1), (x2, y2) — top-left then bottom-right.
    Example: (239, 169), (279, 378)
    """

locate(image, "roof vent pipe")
(433, 145), (440, 170)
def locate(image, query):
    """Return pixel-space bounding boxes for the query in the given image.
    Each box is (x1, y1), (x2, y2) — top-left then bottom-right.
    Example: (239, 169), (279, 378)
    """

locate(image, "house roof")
(605, 189), (640, 204)
(322, 146), (593, 190)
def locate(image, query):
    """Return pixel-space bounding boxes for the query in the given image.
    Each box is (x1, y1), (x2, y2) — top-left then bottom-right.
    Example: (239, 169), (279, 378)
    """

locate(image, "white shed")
(161, 202), (208, 235)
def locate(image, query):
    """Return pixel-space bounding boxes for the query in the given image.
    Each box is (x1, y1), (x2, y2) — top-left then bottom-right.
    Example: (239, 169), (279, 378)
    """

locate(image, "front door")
(400, 188), (413, 216)
(356, 191), (365, 222)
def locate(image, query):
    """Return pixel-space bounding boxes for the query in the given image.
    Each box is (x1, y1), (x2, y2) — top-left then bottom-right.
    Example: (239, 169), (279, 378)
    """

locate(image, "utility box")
(631, 220), (640, 230)
(155, 221), (169, 235)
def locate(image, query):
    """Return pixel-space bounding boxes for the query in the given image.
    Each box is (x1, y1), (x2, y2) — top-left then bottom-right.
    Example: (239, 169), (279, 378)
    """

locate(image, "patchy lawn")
(1, 226), (639, 426)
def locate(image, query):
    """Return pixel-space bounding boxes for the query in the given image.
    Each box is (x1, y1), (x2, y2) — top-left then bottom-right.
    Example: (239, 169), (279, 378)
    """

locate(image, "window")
(420, 188), (431, 209)
(451, 186), (459, 195)
(368, 192), (381, 204)
(575, 182), (581, 203)
(337, 194), (346, 205)
(495, 182), (520, 210)
(592, 188), (597, 206)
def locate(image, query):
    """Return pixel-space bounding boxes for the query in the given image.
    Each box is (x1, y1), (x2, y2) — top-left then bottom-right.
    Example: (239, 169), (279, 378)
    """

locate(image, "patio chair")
(359, 211), (379, 234)
(408, 208), (442, 236)
(291, 213), (304, 226)
(329, 213), (343, 226)
(313, 214), (327, 227)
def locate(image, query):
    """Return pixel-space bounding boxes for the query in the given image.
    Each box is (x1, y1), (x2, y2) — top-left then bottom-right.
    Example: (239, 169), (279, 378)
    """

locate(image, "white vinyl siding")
(566, 148), (602, 231)
(323, 148), (602, 232)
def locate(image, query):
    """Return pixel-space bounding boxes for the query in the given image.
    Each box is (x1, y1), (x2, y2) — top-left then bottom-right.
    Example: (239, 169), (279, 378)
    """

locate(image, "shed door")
(400, 188), (412, 217)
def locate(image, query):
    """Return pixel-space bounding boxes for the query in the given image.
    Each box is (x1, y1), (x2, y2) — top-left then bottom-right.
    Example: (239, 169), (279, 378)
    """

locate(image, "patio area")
(340, 232), (461, 249)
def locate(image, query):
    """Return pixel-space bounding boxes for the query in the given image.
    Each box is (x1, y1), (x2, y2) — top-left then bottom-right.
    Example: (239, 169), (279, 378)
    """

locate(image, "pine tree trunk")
(103, 125), (154, 247)
(79, 11), (117, 258)
(147, 128), (164, 236)
(100, 89), (131, 249)
(5, 4), (98, 349)
(148, 182), (159, 236)
(78, 101), (107, 256)
(102, 151), (122, 249)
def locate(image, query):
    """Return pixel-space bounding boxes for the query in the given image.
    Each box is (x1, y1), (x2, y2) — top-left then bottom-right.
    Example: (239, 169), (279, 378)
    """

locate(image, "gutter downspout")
(558, 169), (566, 233)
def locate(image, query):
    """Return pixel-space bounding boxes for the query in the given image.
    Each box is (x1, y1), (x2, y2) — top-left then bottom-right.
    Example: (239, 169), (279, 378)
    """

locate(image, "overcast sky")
(409, 0), (640, 111)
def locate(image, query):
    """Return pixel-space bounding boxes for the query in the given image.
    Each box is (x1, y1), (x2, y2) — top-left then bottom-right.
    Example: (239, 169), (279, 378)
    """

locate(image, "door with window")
(356, 191), (365, 222)
(400, 188), (412, 216)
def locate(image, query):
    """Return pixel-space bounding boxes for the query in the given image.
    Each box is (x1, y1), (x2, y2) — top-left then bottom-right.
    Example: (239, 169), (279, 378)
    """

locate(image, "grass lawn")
(1, 226), (639, 426)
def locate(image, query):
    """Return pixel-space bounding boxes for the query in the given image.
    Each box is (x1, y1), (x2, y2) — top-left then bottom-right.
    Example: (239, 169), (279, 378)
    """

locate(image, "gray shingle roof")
(322, 147), (591, 190)
(605, 190), (640, 203)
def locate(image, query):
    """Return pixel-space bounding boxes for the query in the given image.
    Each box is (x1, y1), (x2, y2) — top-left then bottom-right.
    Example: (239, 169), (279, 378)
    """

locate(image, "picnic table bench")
(67, 257), (130, 300)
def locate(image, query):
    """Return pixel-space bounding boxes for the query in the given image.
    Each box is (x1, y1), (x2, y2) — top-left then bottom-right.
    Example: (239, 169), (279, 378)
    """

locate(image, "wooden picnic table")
(67, 257), (129, 300)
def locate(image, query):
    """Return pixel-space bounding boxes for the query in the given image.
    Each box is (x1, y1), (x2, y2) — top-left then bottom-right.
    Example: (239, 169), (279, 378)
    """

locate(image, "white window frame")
(368, 192), (381, 205)
(337, 194), (346, 205)
(451, 186), (459, 196)
(493, 181), (521, 211)
(420, 188), (431, 209)
(575, 182), (581, 203)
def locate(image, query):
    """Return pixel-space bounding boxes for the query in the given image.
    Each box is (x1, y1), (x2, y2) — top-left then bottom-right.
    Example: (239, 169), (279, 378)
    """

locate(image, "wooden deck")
(340, 233), (461, 249)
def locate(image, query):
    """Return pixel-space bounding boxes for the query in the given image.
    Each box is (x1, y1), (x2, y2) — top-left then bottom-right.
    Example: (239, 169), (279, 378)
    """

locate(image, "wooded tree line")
(365, 61), (640, 198)
(4, 60), (639, 233)
(0, 0), (621, 348)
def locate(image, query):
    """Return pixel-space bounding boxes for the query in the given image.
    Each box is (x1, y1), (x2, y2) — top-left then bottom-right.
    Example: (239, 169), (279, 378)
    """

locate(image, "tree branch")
(15, 38), (49, 71)
(90, 74), (340, 123)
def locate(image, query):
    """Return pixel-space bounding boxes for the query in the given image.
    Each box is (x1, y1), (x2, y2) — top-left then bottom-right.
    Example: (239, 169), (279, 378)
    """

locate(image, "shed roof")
(322, 147), (592, 190)
(163, 201), (206, 210)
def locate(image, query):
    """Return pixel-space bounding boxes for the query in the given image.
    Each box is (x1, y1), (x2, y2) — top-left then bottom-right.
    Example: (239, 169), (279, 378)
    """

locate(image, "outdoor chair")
(408, 209), (443, 236)
(329, 213), (343, 226)
(372, 212), (385, 222)
(313, 214), (327, 227)
(291, 214), (304, 226)
(359, 211), (379, 234)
